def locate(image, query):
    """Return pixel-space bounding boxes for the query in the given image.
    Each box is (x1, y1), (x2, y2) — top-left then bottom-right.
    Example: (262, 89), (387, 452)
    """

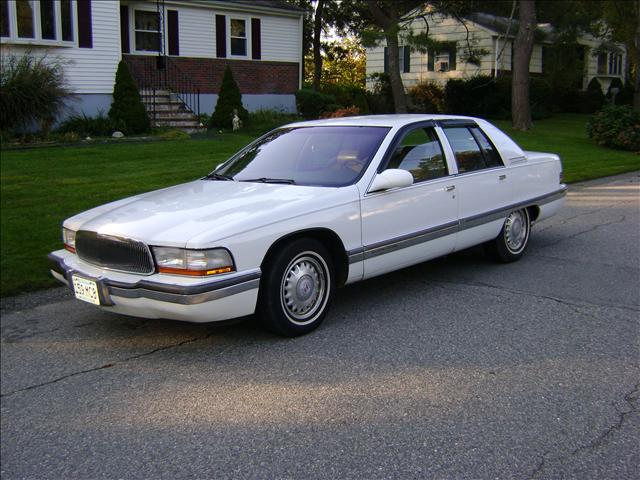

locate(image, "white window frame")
(435, 52), (450, 72)
(131, 8), (163, 55)
(227, 16), (250, 59)
(0, 0), (76, 47)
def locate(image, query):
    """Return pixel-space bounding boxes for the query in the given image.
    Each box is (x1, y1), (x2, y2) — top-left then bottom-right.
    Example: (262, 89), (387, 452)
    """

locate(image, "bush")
(56, 112), (115, 137)
(108, 60), (150, 134)
(210, 66), (249, 129)
(319, 84), (369, 114)
(366, 73), (394, 114)
(319, 106), (360, 118)
(443, 75), (552, 119)
(0, 53), (71, 133)
(159, 129), (190, 140)
(587, 105), (640, 151)
(584, 78), (606, 113)
(408, 82), (445, 113)
(606, 77), (634, 106)
(295, 88), (337, 118)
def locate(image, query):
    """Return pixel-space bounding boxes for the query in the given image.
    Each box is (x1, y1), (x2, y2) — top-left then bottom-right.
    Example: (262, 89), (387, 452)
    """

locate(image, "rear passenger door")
(360, 123), (458, 279)
(439, 121), (513, 251)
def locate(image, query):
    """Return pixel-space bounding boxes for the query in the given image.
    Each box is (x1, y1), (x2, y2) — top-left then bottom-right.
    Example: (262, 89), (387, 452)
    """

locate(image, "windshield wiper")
(241, 177), (296, 184)
(204, 172), (234, 181)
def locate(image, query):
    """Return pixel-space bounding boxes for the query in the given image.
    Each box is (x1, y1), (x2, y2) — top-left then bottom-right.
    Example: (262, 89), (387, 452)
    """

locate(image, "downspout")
(494, 36), (498, 78)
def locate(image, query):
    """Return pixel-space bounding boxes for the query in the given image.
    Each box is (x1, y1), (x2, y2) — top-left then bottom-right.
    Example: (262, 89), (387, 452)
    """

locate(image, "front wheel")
(485, 208), (531, 263)
(258, 238), (335, 337)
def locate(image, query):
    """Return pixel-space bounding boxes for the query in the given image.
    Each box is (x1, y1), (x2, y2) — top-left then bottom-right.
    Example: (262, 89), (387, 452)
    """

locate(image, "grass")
(493, 114), (639, 183)
(1, 113), (638, 297)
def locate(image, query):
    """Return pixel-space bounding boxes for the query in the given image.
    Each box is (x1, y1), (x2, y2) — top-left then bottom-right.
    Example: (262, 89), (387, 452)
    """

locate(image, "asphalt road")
(1, 173), (639, 480)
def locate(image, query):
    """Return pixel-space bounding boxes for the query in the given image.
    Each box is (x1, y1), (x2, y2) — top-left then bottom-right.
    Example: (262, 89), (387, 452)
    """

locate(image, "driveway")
(1, 172), (638, 479)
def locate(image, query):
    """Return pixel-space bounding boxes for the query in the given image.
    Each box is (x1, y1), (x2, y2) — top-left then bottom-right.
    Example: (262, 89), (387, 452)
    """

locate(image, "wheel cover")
(280, 252), (329, 325)
(504, 209), (529, 254)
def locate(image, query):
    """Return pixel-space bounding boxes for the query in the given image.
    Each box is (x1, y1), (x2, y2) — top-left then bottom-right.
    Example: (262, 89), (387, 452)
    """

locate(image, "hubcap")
(281, 253), (328, 324)
(504, 210), (529, 253)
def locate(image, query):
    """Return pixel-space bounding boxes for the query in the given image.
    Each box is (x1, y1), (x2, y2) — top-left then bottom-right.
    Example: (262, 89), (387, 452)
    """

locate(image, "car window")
(470, 127), (504, 168)
(387, 127), (448, 182)
(214, 126), (390, 187)
(442, 127), (487, 173)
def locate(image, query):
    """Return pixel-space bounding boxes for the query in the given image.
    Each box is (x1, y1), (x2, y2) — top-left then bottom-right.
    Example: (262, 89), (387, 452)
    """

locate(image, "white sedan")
(49, 115), (567, 336)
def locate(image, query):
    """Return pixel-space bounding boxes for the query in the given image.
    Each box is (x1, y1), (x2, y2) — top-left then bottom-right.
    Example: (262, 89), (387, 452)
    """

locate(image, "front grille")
(76, 230), (155, 275)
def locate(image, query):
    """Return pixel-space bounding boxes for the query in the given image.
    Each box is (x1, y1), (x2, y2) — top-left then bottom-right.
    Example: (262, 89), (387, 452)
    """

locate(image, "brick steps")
(139, 89), (204, 133)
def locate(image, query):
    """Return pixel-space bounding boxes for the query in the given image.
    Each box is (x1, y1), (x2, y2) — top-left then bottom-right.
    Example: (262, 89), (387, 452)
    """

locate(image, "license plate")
(72, 276), (101, 305)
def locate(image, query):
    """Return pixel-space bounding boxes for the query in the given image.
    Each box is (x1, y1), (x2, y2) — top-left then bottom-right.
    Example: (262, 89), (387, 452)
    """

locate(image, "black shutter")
(383, 47), (388, 74)
(403, 45), (411, 73)
(168, 10), (179, 56)
(427, 48), (434, 71)
(216, 14), (226, 58)
(448, 42), (456, 71)
(120, 5), (129, 53)
(77, 0), (92, 48)
(251, 18), (261, 60)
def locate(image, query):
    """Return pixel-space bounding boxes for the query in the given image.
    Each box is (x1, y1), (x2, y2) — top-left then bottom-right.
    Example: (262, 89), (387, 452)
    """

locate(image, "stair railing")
(129, 56), (201, 121)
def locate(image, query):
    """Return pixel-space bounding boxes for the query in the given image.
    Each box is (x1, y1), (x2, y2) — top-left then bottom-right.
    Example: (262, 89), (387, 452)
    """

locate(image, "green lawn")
(1, 114), (638, 297)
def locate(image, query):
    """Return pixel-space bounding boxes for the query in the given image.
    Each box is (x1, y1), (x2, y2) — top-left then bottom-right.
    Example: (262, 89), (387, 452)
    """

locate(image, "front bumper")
(49, 250), (260, 323)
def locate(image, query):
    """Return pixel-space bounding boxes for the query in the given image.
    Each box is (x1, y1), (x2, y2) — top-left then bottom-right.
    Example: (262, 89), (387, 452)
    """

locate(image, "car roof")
(284, 114), (480, 129)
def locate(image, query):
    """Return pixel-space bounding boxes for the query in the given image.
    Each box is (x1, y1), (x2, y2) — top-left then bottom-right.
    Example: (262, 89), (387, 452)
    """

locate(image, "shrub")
(584, 78), (606, 113)
(319, 84), (369, 114)
(108, 60), (150, 134)
(366, 73), (394, 114)
(0, 53), (71, 133)
(319, 106), (360, 118)
(295, 88), (337, 118)
(159, 129), (190, 140)
(444, 75), (552, 119)
(408, 82), (445, 113)
(606, 77), (634, 106)
(56, 112), (115, 137)
(210, 66), (249, 129)
(587, 105), (640, 151)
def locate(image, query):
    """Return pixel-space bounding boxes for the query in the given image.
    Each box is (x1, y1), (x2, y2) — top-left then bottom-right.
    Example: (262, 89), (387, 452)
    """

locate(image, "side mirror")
(368, 169), (414, 193)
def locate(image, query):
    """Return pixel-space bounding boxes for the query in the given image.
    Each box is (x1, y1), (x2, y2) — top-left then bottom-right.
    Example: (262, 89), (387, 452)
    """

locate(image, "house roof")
(465, 12), (553, 39)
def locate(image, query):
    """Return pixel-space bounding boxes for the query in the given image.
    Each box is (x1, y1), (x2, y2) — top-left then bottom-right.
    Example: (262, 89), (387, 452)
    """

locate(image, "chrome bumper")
(48, 252), (261, 306)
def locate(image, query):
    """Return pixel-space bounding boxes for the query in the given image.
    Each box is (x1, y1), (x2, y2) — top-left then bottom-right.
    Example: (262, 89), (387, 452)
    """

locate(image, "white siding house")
(0, 0), (304, 119)
(366, 10), (627, 94)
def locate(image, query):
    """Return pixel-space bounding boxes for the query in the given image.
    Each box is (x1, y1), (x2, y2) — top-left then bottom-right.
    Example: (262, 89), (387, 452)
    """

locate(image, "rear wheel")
(258, 238), (335, 337)
(485, 208), (531, 262)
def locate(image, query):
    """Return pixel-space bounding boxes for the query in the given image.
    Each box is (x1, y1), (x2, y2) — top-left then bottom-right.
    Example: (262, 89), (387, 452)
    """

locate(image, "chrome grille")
(76, 231), (155, 274)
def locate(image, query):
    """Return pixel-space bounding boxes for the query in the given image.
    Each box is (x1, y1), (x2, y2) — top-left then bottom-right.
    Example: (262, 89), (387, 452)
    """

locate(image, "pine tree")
(210, 66), (249, 129)
(108, 60), (150, 134)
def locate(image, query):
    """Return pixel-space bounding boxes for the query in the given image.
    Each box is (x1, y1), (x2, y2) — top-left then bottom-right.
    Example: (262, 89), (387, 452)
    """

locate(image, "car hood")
(66, 180), (355, 247)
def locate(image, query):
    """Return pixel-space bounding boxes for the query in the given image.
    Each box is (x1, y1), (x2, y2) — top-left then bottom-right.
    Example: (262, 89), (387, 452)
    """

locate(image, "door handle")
(445, 185), (455, 192)
(499, 174), (507, 180)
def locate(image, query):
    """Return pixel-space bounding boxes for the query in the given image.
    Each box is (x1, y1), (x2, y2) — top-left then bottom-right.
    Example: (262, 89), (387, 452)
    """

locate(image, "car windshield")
(212, 126), (390, 187)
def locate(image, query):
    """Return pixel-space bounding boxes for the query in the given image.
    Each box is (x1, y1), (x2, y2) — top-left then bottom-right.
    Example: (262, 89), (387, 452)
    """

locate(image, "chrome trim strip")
(109, 279), (261, 305)
(358, 186), (567, 259)
(48, 253), (261, 305)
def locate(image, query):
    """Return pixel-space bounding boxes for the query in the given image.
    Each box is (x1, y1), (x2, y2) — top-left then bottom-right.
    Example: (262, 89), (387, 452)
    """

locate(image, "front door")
(360, 124), (458, 279)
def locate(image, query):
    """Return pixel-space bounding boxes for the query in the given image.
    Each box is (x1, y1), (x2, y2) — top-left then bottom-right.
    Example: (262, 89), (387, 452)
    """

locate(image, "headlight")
(63, 227), (76, 253)
(152, 247), (235, 276)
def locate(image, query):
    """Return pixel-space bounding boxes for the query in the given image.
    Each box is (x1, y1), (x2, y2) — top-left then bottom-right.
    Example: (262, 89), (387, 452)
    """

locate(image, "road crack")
(536, 215), (627, 248)
(0, 333), (213, 398)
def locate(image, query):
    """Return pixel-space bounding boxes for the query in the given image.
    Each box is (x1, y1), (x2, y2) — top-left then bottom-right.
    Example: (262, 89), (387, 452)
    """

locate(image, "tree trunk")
(512, 0), (536, 130)
(312, 0), (325, 91)
(367, 0), (407, 113)
(634, 0), (640, 110)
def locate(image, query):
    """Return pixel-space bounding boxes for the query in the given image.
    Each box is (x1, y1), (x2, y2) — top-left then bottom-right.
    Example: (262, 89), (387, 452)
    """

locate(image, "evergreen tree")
(108, 60), (149, 134)
(210, 66), (249, 129)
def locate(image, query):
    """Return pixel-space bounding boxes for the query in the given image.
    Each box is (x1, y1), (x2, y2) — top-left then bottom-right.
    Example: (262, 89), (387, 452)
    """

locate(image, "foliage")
(606, 77), (634, 106)
(408, 82), (446, 113)
(295, 88), (337, 118)
(319, 83), (369, 114)
(108, 60), (150, 135)
(319, 106), (361, 118)
(246, 109), (299, 135)
(366, 72), (394, 114)
(56, 112), (115, 137)
(587, 105), (640, 152)
(303, 38), (367, 88)
(0, 53), (72, 133)
(159, 129), (190, 140)
(444, 75), (552, 119)
(584, 77), (606, 113)
(210, 66), (249, 130)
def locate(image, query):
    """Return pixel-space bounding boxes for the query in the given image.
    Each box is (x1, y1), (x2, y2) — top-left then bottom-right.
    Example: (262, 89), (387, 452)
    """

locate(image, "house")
(0, 0), (304, 127)
(366, 10), (627, 94)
